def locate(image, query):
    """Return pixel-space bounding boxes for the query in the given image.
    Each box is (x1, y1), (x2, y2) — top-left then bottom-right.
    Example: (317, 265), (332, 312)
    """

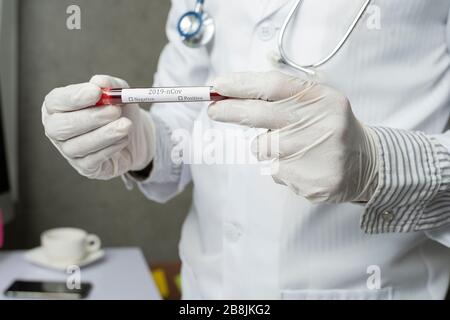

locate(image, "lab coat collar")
(259, 0), (293, 22)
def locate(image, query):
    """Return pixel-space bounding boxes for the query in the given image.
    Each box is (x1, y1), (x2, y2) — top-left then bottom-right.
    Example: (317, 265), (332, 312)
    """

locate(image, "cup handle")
(85, 234), (101, 253)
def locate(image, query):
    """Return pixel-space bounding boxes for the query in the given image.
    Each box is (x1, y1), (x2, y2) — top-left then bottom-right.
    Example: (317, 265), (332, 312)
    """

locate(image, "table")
(0, 247), (161, 300)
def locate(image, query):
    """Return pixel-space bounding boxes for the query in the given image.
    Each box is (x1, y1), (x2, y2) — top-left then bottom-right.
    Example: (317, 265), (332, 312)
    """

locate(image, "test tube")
(96, 86), (227, 106)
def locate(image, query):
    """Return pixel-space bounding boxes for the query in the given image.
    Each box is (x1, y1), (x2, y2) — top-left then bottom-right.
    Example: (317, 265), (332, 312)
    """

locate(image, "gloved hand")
(42, 75), (156, 180)
(208, 71), (380, 203)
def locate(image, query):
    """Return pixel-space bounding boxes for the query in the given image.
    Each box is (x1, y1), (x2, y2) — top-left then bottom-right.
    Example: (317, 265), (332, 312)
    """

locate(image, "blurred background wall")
(5, 0), (191, 263)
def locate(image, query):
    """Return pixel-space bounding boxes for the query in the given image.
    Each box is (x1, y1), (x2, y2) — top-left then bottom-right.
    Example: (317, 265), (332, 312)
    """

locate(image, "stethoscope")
(177, 0), (372, 76)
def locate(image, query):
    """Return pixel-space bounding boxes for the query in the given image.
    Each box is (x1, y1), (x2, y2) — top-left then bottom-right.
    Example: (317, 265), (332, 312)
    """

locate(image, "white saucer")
(24, 247), (105, 271)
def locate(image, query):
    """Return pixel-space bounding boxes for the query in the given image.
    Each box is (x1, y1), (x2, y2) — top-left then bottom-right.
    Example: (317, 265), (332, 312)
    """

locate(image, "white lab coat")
(140, 0), (450, 299)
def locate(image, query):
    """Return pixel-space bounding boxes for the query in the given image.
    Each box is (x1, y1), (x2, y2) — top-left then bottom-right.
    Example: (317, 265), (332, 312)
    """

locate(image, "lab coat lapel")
(239, 0), (292, 24)
(258, 0), (293, 22)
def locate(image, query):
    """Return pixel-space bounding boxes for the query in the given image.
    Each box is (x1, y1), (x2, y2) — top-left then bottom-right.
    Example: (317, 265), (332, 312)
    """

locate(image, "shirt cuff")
(419, 137), (450, 229)
(361, 127), (448, 234)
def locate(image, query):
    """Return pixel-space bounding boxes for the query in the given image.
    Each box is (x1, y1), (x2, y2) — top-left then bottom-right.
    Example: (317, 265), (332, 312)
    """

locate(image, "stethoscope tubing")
(179, 0), (373, 76)
(278, 0), (372, 75)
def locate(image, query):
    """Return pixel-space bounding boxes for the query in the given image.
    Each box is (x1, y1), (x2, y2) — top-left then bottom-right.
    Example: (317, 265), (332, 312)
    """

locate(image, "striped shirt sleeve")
(361, 127), (450, 234)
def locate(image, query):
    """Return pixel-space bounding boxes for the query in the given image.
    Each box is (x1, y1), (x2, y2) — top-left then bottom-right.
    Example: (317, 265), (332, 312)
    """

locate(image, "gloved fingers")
(272, 173), (287, 187)
(272, 154), (347, 203)
(208, 99), (286, 129)
(213, 71), (311, 102)
(44, 83), (102, 114)
(251, 130), (282, 161)
(251, 126), (299, 161)
(120, 103), (142, 118)
(70, 139), (130, 177)
(95, 148), (134, 180)
(44, 105), (122, 141)
(90, 75), (130, 89)
(60, 117), (132, 159)
(251, 115), (340, 162)
(270, 162), (306, 198)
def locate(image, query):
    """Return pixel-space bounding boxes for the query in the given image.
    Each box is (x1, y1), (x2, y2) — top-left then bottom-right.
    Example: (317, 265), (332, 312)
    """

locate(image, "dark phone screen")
(4, 280), (92, 299)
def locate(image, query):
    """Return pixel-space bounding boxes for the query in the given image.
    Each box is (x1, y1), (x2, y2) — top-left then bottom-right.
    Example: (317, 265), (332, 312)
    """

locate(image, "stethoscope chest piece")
(177, 10), (215, 48)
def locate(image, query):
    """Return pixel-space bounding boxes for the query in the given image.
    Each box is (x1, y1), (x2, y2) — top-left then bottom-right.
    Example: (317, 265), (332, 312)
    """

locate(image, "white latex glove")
(42, 75), (156, 180)
(208, 71), (380, 203)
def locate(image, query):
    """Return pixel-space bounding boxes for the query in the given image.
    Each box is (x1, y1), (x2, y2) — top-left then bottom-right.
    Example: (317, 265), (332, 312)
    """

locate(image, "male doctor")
(42, 0), (450, 299)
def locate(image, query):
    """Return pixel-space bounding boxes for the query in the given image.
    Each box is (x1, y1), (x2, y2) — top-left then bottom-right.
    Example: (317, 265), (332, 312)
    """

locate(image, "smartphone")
(4, 280), (92, 300)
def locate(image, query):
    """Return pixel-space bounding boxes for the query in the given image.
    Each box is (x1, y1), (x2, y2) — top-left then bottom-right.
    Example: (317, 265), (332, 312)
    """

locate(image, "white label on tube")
(121, 87), (211, 103)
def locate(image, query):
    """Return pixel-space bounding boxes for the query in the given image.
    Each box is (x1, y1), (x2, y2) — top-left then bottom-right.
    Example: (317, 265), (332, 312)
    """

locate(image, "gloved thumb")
(213, 71), (309, 101)
(90, 75), (130, 89)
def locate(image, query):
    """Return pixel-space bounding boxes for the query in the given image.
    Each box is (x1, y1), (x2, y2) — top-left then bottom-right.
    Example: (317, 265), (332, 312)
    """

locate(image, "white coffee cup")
(41, 228), (101, 264)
